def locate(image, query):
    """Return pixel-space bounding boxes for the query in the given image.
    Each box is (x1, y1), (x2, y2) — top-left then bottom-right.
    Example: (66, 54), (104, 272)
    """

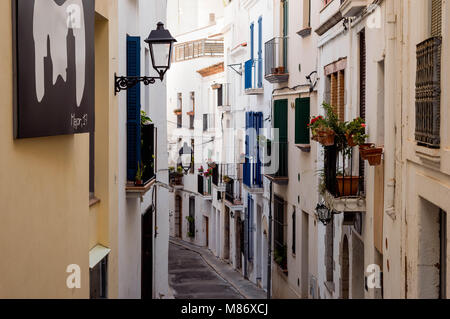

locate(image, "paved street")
(168, 242), (243, 299)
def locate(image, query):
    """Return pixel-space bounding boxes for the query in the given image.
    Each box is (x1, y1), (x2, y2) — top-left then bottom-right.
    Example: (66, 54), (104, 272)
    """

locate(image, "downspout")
(267, 180), (273, 299)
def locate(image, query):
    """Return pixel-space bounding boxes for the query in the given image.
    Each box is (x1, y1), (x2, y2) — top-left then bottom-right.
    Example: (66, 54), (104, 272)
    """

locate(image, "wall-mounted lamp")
(179, 142), (193, 174)
(306, 71), (318, 93)
(115, 22), (177, 95)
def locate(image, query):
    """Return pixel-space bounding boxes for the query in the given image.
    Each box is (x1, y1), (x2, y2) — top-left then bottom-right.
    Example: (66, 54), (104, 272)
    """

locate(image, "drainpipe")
(267, 180), (273, 299)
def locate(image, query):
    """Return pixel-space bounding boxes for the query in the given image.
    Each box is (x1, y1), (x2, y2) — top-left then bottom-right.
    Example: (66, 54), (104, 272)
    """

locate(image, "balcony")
(198, 174), (212, 200)
(340, 0), (368, 17)
(264, 140), (289, 185)
(169, 170), (184, 189)
(244, 59), (263, 95)
(415, 36), (442, 149)
(264, 37), (289, 83)
(214, 83), (232, 112)
(244, 161), (263, 193)
(173, 39), (224, 63)
(126, 124), (156, 198)
(225, 177), (244, 210)
(322, 145), (366, 213)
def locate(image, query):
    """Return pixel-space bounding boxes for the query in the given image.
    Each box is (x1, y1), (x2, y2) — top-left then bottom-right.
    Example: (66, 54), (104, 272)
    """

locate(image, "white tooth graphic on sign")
(33, 0), (86, 107)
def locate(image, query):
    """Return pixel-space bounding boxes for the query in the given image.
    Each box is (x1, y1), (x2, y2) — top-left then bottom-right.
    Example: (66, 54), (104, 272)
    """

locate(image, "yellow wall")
(0, 0), (118, 298)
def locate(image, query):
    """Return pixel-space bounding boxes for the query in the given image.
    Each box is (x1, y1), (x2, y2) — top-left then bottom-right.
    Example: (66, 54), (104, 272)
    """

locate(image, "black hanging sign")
(13, 0), (95, 138)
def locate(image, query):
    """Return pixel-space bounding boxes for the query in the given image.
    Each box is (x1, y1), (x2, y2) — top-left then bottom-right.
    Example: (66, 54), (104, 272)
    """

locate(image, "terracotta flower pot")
(336, 176), (360, 197)
(359, 143), (375, 160)
(272, 67), (279, 75)
(277, 66), (285, 74)
(135, 179), (143, 186)
(363, 147), (383, 166)
(315, 130), (335, 146)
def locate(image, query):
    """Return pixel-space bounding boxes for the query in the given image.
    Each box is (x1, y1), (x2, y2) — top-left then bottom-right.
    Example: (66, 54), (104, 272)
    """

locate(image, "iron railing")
(225, 177), (242, 204)
(324, 145), (365, 198)
(415, 36), (442, 148)
(197, 174), (212, 196)
(265, 36), (288, 77)
(141, 124), (156, 184)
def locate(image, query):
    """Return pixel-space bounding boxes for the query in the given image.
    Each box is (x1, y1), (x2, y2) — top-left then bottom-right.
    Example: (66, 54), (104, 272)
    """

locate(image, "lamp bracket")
(115, 73), (164, 95)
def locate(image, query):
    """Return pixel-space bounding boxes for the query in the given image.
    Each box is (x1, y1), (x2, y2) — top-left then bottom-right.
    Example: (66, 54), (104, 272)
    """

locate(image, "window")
(274, 195), (287, 271)
(292, 207), (296, 255)
(189, 197), (195, 237)
(190, 139), (195, 174)
(90, 257), (108, 299)
(415, 0), (442, 148)
(177, 93), (182, 128)
(217, 84), (223, 106)
(272, 100), (288, 178)
(303, 0), (311, 28)
(325, 70), (345, 122)
(295, 98), (311, 145)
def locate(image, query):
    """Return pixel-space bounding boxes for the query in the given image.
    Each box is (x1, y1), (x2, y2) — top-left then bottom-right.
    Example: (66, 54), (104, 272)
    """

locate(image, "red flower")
(361, 124), (366, 128)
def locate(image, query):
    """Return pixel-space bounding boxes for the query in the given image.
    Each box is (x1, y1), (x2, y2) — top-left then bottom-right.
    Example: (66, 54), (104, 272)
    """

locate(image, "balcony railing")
(141, 124), (156, 184)
(173, 39), (224, 63)
(264, 140), (288, 185)
(264, 37), (289, 83)
(245, 58), (263, 94)
(324, 145), (364, 199)
(217, 83), (232, 109)
(225, 177), (243, 206)
(415, 36), (442, 148)
(169, 171), (184, 187)
(244, 160), (263, 190)
(197, 174), (212, 196)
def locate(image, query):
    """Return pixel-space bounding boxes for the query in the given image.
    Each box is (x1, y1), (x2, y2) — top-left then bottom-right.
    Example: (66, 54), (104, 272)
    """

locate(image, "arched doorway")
(341, 235), (349, 299)
(175, 195), (182, 238)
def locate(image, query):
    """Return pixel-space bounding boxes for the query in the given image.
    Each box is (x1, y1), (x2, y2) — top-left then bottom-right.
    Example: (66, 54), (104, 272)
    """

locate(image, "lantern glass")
(150, 42), (172, 71)
(179, 143), (192, 173)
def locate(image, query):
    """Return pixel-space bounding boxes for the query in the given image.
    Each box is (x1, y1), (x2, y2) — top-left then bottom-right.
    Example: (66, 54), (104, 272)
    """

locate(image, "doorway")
(224, 207), (230, 261)
(204, 216), (209, 247)
(235, 215), (242, 270)
(175, 195), (182, 238)
(341, 235), (349, 299)
(141, 209), (153, 300)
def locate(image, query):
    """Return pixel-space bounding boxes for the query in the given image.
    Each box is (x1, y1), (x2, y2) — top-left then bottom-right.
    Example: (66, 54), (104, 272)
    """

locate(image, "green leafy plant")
(186, 216), (195, 223)
(274, 245), (287, 269)
(169, 166), (175, 172)
(222, 175), (232, 183)
(141, 110), (152, 126)
(187, 231), (195, 238)
(135, 161), (146, 182)
(346, 117), (368, 145)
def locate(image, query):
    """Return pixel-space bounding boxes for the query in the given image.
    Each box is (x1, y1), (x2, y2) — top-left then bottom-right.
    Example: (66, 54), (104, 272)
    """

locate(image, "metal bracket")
(227, 63), (243, 76)
(115, 73), (164, 95)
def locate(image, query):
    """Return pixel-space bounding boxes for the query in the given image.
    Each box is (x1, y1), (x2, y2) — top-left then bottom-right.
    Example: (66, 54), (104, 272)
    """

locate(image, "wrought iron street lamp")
(316, 202), (333, 226)
(115, 22), (177, 95)
(179, 142), (193, 174)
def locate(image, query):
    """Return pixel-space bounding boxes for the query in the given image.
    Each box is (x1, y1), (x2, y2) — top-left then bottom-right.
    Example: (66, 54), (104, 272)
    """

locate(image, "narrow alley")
(169, 239), (266, 299)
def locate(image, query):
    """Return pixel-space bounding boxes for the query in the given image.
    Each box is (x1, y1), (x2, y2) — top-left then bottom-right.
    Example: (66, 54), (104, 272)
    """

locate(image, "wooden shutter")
(359, 30), (366, 193)
(274, 99), (288, 141)
(295, 98), (310, 145)
(127, 36), (141, 182)
(274, 99), (288, 177)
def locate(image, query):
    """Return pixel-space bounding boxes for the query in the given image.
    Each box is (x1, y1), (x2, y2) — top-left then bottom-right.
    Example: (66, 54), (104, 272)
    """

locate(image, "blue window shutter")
(248, 196), (254, 261)
(245, 59), (253, 89)
(127, 36), (141, 181)
(255, 112), (263, 186)
(258, 16), (263, 88)
(250, 23), (254, 61)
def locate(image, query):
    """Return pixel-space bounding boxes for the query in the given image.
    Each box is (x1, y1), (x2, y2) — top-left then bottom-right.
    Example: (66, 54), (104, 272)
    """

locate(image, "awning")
(89, 245), (111, 269)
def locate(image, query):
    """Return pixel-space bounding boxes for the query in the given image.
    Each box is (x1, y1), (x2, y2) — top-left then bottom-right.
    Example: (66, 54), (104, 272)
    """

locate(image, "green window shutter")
(274, 99), (288, 141)
(295, 98), (310, 144)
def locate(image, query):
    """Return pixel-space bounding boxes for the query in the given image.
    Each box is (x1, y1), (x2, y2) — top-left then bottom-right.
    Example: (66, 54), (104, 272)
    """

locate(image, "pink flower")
(361, 124), (366, 128)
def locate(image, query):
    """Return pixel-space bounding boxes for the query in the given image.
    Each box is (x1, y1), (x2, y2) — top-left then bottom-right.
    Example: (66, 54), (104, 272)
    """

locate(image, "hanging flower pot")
(359, 143), (375, 160)
(363, 147), (383, 166)
(315, 130), (335, 146)
(336, 176), (360, 197)
(174, 109), (182, 115)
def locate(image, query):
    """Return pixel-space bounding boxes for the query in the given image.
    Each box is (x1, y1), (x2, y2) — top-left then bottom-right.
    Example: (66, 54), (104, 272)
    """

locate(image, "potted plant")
(141, 110), (152, 126)
(336, 171), (360, 197)
(204, 167), (213, 178)
(135, 162), (146, 186)
(359, 144), (384, 166)
(198, 166), (204, 174)
(346, 117), (368, 147)
(308, 115), (335, 146)
(277, 66), (285, 74)
(187, 231), (195, 238)
(173, 108), (182, 115)
(274, 245), (287, 271)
